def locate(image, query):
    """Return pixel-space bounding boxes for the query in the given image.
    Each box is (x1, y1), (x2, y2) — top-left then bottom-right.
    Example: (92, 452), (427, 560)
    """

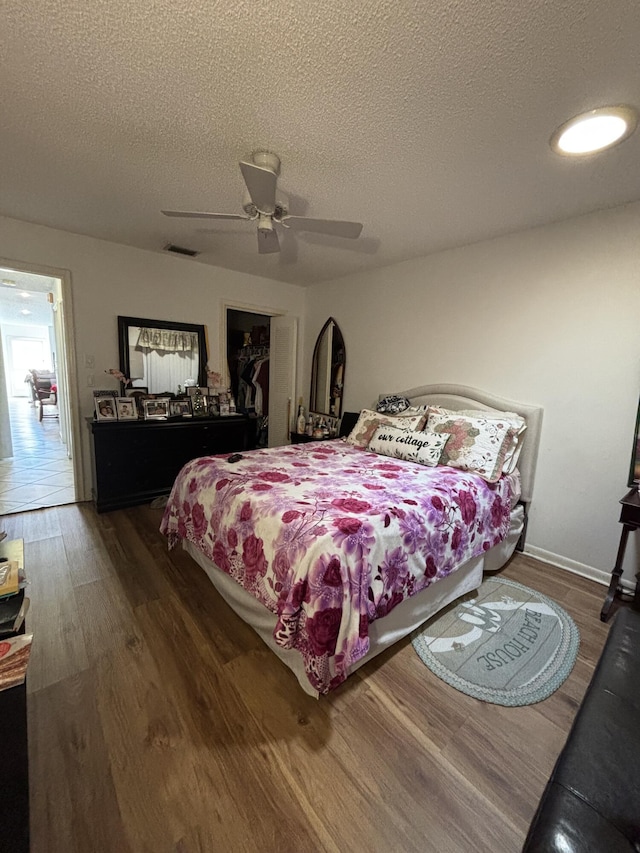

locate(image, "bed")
(161, 384), (543, 697)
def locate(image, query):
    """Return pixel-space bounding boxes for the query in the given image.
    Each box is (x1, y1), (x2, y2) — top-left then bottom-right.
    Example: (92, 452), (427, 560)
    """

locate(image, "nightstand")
(289, 432), (332, 444)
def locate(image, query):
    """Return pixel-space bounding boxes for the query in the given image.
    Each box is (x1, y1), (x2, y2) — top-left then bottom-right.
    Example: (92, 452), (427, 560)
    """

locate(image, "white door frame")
(0, 256), (85, 501)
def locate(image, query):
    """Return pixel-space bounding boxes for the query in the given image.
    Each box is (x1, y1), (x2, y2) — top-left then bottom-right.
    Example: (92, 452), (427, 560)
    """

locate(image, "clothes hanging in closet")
(233, 345), (269, 415)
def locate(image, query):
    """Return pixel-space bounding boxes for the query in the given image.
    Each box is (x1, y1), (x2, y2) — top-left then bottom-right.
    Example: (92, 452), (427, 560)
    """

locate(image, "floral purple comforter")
(160, 440), (514, 694)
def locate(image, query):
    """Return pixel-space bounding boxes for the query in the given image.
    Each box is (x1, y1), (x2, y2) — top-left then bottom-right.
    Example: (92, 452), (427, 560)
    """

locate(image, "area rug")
(411, 577), (580, 706)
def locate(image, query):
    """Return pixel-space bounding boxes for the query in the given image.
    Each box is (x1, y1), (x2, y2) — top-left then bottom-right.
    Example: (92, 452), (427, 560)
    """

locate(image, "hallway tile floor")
(0, 397), (75, 514)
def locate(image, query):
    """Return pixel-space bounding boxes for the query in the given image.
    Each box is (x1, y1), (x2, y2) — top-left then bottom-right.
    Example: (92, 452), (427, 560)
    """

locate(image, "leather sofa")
(522, 606), (640, 852)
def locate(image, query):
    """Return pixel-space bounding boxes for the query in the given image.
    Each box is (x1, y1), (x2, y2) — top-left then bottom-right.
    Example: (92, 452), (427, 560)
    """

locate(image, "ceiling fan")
(162, 151), (363, 255)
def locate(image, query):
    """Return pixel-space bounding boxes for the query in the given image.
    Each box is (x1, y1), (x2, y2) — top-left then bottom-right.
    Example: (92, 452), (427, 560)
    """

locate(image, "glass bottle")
(297, 401), (306, 434)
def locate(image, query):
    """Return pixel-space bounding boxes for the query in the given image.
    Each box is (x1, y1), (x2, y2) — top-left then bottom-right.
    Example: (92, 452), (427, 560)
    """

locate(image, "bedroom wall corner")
(303, 201), (640, 585)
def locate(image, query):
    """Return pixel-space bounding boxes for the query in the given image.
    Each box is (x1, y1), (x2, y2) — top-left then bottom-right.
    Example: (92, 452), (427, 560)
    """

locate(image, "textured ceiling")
(0, 268), (57, 327)
(2, 0), (639, 286)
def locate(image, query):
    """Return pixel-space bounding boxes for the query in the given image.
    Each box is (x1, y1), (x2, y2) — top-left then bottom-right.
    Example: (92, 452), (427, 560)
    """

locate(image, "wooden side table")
(600, 488), (640, 621)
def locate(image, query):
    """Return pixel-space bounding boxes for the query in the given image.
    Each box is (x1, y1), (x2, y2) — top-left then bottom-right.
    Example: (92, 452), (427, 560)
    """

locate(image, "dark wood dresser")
(89, 416), (253, 512)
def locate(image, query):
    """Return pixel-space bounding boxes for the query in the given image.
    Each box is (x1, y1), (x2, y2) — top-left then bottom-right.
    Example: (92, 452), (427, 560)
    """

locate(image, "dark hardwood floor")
(3, 504), (611, 852)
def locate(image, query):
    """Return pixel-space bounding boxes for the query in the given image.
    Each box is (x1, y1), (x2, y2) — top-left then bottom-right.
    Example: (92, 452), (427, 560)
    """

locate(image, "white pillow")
(425, 410), (517, 482)
(346, 409), (427, 449)
(427, 406), (526, 474)
(368, 425), (449, 466)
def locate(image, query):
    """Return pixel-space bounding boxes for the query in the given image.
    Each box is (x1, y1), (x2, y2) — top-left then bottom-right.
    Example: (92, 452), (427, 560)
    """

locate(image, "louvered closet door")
(268, 315), (297, 447)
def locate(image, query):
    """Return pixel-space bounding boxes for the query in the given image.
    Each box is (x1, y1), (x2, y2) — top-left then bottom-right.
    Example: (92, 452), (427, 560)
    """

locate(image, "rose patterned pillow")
(425, 411), (517, 482)
(368, 425), (449, 466)
(345, 409), (426, 448)
(427, 407), (526, 475)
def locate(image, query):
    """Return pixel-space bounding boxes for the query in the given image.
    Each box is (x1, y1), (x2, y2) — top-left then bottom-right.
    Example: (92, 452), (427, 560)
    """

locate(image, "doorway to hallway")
(0, 264), (78, 514)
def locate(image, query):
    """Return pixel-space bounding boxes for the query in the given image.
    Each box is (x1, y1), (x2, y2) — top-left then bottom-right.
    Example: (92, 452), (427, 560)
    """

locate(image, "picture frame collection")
(93, 388), (236, 422)
(94, 389), (189, 422)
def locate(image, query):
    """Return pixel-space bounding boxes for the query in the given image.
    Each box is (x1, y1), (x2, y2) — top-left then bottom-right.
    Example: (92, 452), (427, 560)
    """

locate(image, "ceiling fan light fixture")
(161, 150), (363, 255)
(249, 151), (281, 175)
(551, 105), (638, 155)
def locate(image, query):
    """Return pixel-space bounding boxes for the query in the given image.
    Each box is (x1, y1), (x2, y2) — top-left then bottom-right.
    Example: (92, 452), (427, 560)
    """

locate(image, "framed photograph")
(115, 397), (138, 420)
(186, 386), (208, 397)
(143, 399), (169, 420)
(95, 396), (118, 421)
(191, 394), (208, 417)
(170, 399), (192, 417)
(125, 386), (147, 397)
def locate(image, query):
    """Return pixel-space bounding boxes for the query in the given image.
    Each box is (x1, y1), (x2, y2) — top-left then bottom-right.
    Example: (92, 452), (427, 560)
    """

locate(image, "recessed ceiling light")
(2, 279), (16, 287)
(19, 291), (32, 298)
(551, 105), (638, 155)
(20, 309), (31, 315)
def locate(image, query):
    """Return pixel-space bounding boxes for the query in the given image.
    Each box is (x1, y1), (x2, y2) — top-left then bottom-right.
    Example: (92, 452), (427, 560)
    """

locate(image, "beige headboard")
(379, 384), (543, 504)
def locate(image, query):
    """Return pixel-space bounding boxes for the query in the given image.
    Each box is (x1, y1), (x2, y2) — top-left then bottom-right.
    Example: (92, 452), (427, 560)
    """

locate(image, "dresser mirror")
(117, 315), (208, 395)
(309, 317), (345, 418)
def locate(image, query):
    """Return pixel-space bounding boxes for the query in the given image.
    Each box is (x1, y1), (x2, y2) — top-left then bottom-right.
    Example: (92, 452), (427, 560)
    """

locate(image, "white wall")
(0, 215), (306, 499)
(305, 202), (640, 584)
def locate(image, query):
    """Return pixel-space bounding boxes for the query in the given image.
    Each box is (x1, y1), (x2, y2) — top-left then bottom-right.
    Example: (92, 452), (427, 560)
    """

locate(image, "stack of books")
(0, 560), (29, 637)
(0, 555), (32, 691)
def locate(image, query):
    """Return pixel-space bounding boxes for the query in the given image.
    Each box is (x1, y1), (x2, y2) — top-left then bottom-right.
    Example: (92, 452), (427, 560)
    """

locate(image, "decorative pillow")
(395, 404), (429, 417)
(376, 395), (410, 414)
(368, 425), (449, 466)
(345, 409), (426, 448)
(427, 406), (526, 474)
(425, 411), (518, 482)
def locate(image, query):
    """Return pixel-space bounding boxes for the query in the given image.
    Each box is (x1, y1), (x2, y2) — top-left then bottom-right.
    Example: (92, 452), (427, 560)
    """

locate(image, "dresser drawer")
(89, 415), (252, 511)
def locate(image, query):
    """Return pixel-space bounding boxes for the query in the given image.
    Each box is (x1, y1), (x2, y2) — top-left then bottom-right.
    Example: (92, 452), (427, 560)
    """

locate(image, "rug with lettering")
(411, 577), (580, 706)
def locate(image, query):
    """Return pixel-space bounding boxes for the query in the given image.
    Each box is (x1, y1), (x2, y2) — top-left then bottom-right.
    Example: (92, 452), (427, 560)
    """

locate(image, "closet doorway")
(222, 303), (297, 449)
(0, 262), (81, 514)
(227, 309), (271, 447)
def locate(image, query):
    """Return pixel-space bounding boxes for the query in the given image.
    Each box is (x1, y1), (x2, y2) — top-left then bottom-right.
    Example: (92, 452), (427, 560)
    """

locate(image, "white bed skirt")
(183, 505), (524, 697)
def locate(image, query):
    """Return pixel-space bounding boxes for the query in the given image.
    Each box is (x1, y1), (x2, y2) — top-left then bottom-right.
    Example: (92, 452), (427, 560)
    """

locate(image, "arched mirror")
(309, 318), (345, 418)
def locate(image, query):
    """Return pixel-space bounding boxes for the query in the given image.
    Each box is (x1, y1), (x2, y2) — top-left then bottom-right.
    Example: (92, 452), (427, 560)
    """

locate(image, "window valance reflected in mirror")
(118, 316), (208, 395)
(309, 318), (345, 418)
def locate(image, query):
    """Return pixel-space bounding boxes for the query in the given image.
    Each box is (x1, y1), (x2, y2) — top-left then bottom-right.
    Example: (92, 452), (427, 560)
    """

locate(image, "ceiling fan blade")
(162, 210), (249, 220)
(239, 161), (277, 215)
(282, 216), (363, 239)
(257, 228), (280, 254)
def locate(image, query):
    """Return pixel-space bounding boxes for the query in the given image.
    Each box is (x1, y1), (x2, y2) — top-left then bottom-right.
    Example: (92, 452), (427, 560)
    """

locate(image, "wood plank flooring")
(2, 504), (613, 853)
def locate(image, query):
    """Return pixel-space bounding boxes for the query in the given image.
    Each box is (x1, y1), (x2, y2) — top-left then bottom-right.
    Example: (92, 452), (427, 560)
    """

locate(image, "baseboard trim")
(523, 545), (636, 595)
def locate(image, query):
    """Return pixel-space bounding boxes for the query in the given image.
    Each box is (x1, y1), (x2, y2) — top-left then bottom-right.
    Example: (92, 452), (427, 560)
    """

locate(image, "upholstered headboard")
(378, 384), (543, 504)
